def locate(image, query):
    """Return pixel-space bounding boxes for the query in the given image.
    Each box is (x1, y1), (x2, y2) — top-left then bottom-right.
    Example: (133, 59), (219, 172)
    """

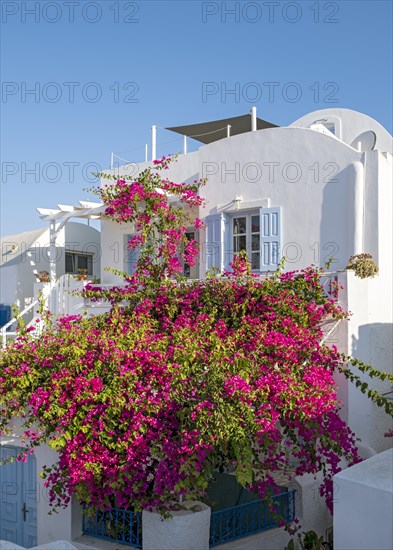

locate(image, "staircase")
(0, 299), (42, 349)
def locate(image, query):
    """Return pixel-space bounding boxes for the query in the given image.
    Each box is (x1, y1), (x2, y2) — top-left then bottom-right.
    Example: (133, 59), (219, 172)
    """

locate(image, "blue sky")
(1, 0), (392, 236)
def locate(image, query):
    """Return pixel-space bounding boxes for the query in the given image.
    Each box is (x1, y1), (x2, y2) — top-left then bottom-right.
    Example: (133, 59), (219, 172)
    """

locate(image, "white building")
(101, 107), (393, 453)
(1, 108), (392, 549)
(0, 222), (101, 327)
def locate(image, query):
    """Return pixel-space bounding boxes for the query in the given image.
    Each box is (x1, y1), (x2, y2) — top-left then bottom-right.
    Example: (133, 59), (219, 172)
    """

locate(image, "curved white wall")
(291, 108), (393, 154)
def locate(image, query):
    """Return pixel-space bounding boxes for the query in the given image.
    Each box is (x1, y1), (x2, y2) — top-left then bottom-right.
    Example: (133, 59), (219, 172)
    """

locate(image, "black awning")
(166, 114), (278, 144)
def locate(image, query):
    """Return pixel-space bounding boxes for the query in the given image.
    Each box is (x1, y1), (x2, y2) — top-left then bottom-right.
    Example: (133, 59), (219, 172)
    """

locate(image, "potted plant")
(36, 270), (50, 283)
(75, 268), (88, 281)
(346, 253), (378, 279)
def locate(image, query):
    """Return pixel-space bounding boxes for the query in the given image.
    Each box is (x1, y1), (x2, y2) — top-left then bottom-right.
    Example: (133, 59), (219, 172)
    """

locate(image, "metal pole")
(227, 125), (231, 138)
(151, 125), (157, 161)
(183, 135), (187, 155)
(49, 220), (57, 289)
(145, 144), (148, 162)
(110, 152), (114, 169)
(251, 106), (257, 131)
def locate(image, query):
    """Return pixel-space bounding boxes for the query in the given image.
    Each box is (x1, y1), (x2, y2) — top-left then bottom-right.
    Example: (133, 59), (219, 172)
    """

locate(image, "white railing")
(1, 300), (39, 349)
(320, 271), (340, 301)
(46, 275), (95, 316)
(48, 276), (119, 316)
(80, 271), (344, 313)
(1, 271), (345, 349)
(82, 283), (128, 312)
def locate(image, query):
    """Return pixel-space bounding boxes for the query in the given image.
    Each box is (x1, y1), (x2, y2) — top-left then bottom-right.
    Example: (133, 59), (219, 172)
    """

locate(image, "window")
(182, 231), (195, 278)
(232, 214), (260, 271)
(206, 207), (281, 273)
(124, 231), (199, 279)
(181, 230), (199, 279)
(65, 252), (93, 275)
(322, 122), (336, 135)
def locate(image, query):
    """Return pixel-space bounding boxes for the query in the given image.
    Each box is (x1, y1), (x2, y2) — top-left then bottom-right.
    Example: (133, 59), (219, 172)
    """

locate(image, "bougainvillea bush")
(0, 157), (392, 524)
(95, 154), (205, 286)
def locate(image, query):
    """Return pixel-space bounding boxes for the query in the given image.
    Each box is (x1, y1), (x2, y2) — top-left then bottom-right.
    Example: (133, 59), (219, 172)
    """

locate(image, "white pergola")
(37, 201), (106, 287)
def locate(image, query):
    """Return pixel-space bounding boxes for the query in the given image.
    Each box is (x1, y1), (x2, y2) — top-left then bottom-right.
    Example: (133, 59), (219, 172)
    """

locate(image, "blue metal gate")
(83, 489), (295, 548)
(209, 490), (296, 546)
(83, 506), (142, 548)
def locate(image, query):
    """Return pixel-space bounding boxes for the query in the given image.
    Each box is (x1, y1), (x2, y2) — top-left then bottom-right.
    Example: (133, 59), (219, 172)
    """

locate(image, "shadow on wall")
(185, 172), (199, 185)
(351, 323), (393, 452)
(16, 246), (48, 316)
(320, 164), (359, 271)
(352, 323), (393, 380)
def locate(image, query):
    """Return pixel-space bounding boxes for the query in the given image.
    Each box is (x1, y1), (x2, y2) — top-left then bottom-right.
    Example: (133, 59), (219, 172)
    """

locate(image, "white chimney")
(251, 106), (257, 131)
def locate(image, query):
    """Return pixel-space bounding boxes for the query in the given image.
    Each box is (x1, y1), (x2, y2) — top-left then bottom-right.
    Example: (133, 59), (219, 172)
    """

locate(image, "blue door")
(0, 445), (38, 547)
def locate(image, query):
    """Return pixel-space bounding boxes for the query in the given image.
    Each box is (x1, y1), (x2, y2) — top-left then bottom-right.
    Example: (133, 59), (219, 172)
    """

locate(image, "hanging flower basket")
(346, 253), (378, 279)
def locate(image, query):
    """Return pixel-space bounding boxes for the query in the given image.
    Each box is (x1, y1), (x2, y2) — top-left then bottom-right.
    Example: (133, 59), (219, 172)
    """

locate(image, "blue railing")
(209, 490), (296, 547)
(82, 490), (295, 548)
(82, 506), (142, 548)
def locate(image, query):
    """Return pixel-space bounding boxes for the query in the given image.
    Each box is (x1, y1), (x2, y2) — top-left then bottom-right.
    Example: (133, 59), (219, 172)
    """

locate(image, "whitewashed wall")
(345, 274), (393, 452)
(198, 126), (365, 277)
(339, 151), (393, 452)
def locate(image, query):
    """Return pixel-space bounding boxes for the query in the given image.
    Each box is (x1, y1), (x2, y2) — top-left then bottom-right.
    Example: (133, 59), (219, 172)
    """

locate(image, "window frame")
(322, 122), (336, 135)
(182, 229), (196, 278)
(228, 210), (261, 273)
(225, 206), (282, 273)
(65, 251), (94, 276)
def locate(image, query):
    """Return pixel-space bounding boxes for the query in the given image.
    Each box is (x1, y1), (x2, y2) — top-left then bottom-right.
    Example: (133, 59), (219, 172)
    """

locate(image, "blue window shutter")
(205, 213), (225, 272)
(260, 207), (281, 270)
